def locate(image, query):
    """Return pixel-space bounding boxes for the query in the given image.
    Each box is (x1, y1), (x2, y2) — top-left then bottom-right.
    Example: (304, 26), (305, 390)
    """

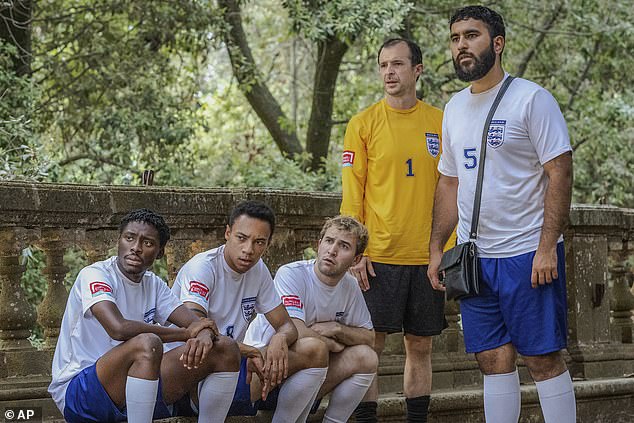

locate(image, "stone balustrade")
(0, 181), (632, 419)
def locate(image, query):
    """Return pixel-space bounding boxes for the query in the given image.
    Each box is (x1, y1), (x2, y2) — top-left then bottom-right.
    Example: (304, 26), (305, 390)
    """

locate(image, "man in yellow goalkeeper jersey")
(341, 38), (453, 423)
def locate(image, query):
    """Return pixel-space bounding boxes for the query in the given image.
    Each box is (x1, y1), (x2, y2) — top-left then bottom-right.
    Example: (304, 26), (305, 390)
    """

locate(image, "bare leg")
(95, 333), (164, 407)
(476, 343), (521, 423)
(403, 334), (432, 397)
(160, 335), (240, 404)
(361, 331), (385, 402)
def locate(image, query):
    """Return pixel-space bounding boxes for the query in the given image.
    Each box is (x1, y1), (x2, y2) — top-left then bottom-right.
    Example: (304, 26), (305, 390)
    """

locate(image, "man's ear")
(224, 224), (231, 241)
(352, 253), (363, 266)
(493, 35), (505, 55)
(415, 63), (424, 78)
(156, 247), (165, 260)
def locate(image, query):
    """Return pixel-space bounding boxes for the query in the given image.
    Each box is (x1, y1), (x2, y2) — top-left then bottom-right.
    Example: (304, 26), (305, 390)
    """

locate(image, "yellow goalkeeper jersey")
(341, 98), (455, 265)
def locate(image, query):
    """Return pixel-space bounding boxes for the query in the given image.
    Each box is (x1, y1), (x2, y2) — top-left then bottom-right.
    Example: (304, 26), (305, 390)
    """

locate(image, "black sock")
(353, 401), (378, 423)
(406, 395), (430, 422)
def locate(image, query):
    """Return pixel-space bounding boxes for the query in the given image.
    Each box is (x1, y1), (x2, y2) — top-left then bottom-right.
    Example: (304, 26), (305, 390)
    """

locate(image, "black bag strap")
(469, 75), (515, 240)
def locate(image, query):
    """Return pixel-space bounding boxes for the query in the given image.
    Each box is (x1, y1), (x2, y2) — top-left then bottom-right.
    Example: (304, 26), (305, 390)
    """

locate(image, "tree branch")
(305, 35), (349, 170)
(57, 153), (134, 172)
(565, 36), (602, 112)
(217, 0), (303, 159)
(515, 2), (564, 78)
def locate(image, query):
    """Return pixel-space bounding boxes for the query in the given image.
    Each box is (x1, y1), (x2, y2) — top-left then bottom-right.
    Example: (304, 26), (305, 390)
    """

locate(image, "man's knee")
(403, 334), (433, 358)
(347, 344), (379, 374)
(208, 335), (241, 371)
(128, 333), (163, 363)
(476, 344), (517, 375)
(294, 337), (329, 368)
(523, 350), (567, 381)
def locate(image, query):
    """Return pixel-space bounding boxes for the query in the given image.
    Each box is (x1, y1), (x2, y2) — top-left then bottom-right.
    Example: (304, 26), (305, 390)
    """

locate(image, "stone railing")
(0, 181), (632, 391)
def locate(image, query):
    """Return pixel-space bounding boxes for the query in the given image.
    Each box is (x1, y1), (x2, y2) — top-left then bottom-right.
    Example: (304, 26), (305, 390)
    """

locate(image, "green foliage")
(0, 43), (50, 180)
(0, 0), (631, 207)
(283, 0), (412, 41)
(18, 0), (226, 184)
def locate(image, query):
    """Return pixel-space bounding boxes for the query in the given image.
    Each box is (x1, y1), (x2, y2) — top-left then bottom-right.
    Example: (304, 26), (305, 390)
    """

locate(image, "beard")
(453, 40), (496, 82)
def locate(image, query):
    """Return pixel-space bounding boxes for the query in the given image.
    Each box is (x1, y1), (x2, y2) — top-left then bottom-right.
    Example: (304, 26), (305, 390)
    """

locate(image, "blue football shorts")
(460, 242), (568, 356)
(63, 363), (172, 423)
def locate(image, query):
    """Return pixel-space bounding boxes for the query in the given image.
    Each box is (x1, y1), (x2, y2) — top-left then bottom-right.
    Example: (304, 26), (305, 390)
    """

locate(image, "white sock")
(535, 370), (576, 423)
(125, 376), (158, 423)
(272, 367), (327, 423)
(197, 371), (240, 423)
(323, 373), (376, 423)
(483, 369), (521, 423)
(295, 378), (322, 423)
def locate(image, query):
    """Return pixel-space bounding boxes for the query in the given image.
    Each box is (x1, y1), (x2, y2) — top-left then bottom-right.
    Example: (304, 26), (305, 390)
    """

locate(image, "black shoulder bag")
(439, 76), (515, 301)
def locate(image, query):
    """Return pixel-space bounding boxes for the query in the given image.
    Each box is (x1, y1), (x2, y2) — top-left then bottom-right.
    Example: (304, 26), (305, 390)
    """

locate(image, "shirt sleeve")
(273, 265), (307, 322)
(526, 88), (572, 164)
(255, 263), (281, 315)
(153, 276), (183, 325)
(342, 278), (373, 330)
(438, 107), (458, 177)
(340, 115), (368, 222)
(173, 259), (214, 312)
(78, 266), (117, 316)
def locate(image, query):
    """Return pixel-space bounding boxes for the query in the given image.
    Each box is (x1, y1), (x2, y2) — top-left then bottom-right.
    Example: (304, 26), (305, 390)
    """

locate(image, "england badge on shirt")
(241, 296), (257, 323)
(487, 120), (506, 148)
(425, 133), (440, 157)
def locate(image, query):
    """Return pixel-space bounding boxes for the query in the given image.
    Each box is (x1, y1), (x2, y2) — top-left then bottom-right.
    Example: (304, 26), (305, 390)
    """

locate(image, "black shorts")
(363, 262), (447, 336)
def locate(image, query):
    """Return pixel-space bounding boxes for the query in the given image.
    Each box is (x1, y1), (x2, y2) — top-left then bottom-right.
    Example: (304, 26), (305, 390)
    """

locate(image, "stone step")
(34, 377), (634, 423)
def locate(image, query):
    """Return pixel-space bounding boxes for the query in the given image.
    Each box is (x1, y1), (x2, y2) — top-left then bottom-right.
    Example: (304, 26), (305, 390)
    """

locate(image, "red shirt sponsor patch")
(342, 150), (355, 167)
(188, 281), (210, 300)
(282, 295), (303, 309)
(90, 281), (113, 296)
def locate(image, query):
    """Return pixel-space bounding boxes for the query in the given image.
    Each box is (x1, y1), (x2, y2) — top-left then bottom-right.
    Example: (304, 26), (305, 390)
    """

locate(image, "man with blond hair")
(245, 216), (378, 422)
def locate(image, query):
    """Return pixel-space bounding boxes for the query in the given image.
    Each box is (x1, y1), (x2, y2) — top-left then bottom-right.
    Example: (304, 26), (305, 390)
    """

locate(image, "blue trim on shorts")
(63, 364), (171, 423)
(460, 243), (568, 356)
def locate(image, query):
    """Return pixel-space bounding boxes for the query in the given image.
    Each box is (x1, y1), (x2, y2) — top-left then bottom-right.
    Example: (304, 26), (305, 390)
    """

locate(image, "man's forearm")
(335, 324), (374, 347)
(275, 321), (298, 347)
(539, 152), (573, 250)
(114, 319), (189, 343)
(429, 175), (459, 252)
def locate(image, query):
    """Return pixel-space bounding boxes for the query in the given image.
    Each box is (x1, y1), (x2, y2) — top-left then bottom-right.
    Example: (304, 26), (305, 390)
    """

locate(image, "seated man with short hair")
(245, 215), (378, 422)
(171, 200), (329, 422)
(49, 208), (241, 423)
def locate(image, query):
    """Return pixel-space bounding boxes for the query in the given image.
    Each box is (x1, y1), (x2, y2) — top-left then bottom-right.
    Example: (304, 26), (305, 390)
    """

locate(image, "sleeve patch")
(342, 150), (355, 167)
(282, 295), (303, 310)
(188, 281), (210, 300)
(89, 281), (113, 297)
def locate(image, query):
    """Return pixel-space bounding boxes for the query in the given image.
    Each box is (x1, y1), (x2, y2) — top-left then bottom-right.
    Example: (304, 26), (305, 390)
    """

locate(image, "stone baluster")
(35, 229), (71, 349)
(80, 229), (118, 265)
(442, 299), (464, 353)
(0, 228), (37, 351)
(609, 237), (634, 344)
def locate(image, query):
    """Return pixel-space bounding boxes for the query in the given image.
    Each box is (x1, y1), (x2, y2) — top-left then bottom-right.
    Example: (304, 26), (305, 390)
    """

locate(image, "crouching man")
(49, 208), (241, 423)
(171, 200), (329, 422)
(245, 215), (378, 422)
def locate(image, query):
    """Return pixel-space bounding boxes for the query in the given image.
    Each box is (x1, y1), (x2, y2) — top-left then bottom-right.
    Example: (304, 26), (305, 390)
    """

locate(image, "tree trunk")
(0, 0), (32, 77)
(305, 36), (348, 170)
(218, 0), (304, 159)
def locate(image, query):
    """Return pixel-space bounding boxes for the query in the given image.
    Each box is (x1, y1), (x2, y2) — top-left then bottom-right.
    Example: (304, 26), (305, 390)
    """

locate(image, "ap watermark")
(4, 407), (42, 422)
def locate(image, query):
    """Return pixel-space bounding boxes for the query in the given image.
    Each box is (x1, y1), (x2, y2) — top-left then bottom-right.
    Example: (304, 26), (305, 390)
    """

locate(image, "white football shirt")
(48, 256), (181, 412)
(438, 75), (571, 257)
(244, 260), (373, 348)
(171, 245), (280, 343)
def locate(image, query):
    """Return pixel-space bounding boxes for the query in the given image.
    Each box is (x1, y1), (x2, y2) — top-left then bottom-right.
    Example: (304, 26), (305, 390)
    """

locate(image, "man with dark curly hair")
(50, 208), (241, 423)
